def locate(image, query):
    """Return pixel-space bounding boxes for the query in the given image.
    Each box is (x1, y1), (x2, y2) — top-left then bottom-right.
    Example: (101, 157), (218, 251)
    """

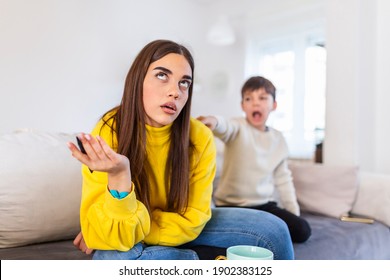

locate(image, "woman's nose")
(168, 86), (180, 99)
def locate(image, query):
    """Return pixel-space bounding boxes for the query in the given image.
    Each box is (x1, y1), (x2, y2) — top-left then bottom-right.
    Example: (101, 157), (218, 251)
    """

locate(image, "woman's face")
(143, 53), (192, 127)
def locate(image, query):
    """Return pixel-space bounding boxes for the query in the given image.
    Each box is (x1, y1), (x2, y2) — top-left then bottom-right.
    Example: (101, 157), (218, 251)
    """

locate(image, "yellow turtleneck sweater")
(79, 115), (216, 251)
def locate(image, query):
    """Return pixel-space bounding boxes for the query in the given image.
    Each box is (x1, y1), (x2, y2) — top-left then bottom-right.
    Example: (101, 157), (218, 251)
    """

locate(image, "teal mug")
(216, 245), (274, 260)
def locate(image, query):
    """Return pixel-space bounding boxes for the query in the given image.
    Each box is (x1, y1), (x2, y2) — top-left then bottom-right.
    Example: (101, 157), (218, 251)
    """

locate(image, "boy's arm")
(274, 160), (300, 216)
(196, 116), (218, 130)
(197, 115), (239, 143)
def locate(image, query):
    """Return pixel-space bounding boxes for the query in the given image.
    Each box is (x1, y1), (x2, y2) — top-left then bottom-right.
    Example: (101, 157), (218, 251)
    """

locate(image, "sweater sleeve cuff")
(103, 183), (138, 219)
(214, 115), (226, 134)
(109, 189), (130, 199)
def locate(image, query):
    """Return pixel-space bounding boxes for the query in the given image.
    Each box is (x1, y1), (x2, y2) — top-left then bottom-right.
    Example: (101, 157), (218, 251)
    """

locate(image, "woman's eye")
(156, 72), (168, 80)
(179, 80), (191, 90)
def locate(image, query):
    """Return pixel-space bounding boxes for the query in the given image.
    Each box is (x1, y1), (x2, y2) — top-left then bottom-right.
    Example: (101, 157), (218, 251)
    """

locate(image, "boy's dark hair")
(241, 76), (276, 101)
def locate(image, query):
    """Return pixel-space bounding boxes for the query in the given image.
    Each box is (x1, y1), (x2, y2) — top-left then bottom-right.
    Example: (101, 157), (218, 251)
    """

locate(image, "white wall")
(324, 0), (390, 173)
(1, 0), (388, 174)
(0, 0), (210, 133)
(375, 0), (390, 174)
(0, 0), (323, 134)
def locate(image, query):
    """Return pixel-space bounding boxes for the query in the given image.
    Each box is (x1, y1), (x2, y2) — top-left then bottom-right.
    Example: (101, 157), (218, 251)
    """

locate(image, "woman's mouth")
(161, 102), (177, 115)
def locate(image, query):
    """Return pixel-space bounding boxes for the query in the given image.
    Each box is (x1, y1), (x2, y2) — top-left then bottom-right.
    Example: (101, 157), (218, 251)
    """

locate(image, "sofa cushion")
(0, 130), (82, 248)
(352, 172), (390, 227)
(294, 212), (390, 260)
(0, 240), (92, 260)
(289, 162), (359, 218)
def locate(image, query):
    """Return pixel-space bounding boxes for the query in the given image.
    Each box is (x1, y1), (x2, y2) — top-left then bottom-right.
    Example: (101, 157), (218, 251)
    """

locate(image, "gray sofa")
(1, 131), (389, 260)
(294, 213), (390, 259)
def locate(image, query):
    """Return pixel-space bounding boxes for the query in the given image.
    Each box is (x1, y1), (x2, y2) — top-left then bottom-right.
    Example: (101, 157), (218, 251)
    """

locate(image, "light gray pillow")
(0, 130), (82, 248)
(289, 162), (359, 218)
(352, 172), (390, 227)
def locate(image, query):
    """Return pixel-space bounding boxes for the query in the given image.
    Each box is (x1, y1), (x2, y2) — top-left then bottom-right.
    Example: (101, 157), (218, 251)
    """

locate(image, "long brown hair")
(102, 40), (194, 214)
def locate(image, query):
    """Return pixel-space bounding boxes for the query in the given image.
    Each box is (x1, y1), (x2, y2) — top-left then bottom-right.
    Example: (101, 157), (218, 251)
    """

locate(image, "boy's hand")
(197, 116), (218, 130)
(73, 232), (94, 255)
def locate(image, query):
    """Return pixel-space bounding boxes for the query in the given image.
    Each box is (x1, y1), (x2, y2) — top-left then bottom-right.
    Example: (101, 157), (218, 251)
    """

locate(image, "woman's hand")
(73, 232), (94, 255)
(67, 133), (132, 193)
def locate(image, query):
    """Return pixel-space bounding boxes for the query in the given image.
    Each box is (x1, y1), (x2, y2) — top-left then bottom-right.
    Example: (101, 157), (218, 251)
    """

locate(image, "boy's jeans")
(93, 207), (294, 260)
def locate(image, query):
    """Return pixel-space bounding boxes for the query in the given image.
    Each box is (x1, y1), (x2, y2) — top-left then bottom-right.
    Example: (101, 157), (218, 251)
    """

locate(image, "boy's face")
(241, 87), (277, 131)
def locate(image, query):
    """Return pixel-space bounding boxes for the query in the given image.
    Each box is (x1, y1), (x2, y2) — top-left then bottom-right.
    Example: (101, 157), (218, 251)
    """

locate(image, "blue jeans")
(93, 207), (294, 260)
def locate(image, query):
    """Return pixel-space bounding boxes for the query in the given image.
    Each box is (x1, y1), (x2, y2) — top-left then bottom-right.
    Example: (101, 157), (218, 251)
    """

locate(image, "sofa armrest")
(352, 172), (390, 227)
(0, 130), (82, 249)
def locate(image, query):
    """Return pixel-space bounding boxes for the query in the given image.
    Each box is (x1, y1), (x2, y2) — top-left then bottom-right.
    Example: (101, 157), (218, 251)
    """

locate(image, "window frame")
(245, 28), (326, 159)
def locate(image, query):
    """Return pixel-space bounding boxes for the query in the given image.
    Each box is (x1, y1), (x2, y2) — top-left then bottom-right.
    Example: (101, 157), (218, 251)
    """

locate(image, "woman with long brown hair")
(67, 39), (294, 260)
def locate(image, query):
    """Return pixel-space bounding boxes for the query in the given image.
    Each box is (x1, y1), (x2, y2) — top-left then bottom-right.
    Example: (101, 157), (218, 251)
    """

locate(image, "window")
(248, 33), (326, 159)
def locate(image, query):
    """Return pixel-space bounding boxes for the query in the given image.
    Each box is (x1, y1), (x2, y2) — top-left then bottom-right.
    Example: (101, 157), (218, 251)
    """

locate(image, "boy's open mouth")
(252, 111), (262, 118)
